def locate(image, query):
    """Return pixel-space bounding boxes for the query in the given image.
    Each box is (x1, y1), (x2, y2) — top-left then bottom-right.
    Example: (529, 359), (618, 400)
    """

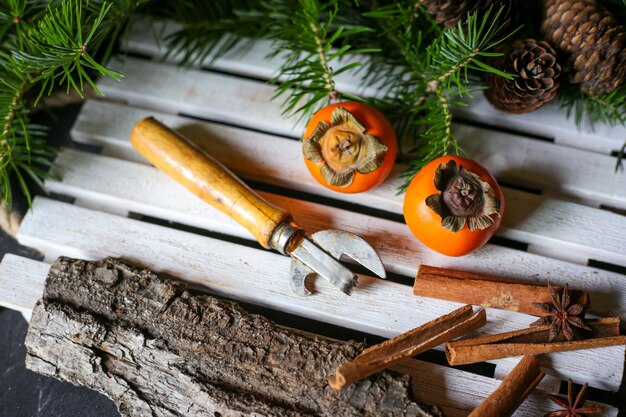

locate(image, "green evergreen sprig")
(557, 81), (626, 173)
(0, 0), (139, 208)
(11, 0), (122, 101)
(153, 0), (262, 66)
(257, 0), (378, 121)
(558, 81), (626, 128)
(379, 6), (518, 190)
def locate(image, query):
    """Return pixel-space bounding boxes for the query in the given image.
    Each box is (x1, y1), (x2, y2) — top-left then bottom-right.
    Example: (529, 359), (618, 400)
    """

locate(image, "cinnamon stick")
(328, 305), (486, 390)
(414, 265), (590, 316)
(468, 355), (545, 417)
(446, 317), (623, 365)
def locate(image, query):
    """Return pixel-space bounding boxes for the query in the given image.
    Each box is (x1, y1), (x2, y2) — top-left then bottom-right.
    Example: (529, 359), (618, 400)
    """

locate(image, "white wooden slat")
(453, 94), (626, 155)
(16, 197), (626, 391)
(97, 58), (626, 210)
(0, 254), (49, 315)
(455, 123), (626, 209)
(396, 360), (617, 417)
(125, 18), (626, 154)
(99, 58), (302, 138)
(48, 147), (626, 321)
(0, 254), (615, 417)
(70, 100), (626, 266)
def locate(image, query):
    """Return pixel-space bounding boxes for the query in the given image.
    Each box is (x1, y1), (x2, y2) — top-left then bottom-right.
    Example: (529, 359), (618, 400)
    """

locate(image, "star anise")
(544, 379), (603, 417)
(530, 283), (591, 342)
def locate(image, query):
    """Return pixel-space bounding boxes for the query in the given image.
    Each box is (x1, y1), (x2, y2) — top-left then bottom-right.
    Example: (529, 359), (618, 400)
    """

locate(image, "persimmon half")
(403, 156), (505, 257)
(302, 101), (397, 193)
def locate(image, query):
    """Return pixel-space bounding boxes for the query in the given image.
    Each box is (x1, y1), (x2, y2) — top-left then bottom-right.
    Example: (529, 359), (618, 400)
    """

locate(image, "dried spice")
(545, 379), (603, 417)
(531, 283), (591, 342)
(425, 160), (501, 232)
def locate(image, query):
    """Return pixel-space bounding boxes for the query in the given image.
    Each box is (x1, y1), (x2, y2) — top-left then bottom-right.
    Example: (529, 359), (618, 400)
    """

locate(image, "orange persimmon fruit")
(302, 101), (397, 193)
(403, 155), (504, 257)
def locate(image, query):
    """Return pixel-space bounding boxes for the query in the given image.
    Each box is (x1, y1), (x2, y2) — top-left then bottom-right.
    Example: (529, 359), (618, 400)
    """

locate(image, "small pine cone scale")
(419, 0), (516, 29)
(542, 0), (626, 95)
(485, 39), (561, 114)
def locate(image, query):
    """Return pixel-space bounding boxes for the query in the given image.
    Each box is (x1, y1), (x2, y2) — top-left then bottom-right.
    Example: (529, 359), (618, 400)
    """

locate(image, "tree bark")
(25, 257), (444, 417)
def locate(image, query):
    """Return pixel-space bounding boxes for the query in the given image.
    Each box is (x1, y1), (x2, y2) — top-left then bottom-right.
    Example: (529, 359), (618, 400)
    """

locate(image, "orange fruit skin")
(303, 101), (398, 194)
(403, 155), (505, 257)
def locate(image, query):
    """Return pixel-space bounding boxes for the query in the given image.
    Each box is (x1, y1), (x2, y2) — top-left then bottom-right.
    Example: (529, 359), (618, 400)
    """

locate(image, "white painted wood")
(398, 360), (615, 417)
(47, 148), (626, 321)
(96, 58), (626, 210)
(16, 197), (626, 391)
(125, 18), (626, 155)
(74, 197), (129, 218)
(70, 100), (626, 266)
(0, 254), (49, 314)
(99, 57), (302, 137)
(0, 254), (616, 417)
(453, 94), (626, 155)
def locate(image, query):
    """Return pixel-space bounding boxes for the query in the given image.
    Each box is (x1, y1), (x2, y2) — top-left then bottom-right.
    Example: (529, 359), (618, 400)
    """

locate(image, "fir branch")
(148, 0), (262, 66)
(0, 124), (55, 208)
(261, 0), (378, 121)
(11, 0), (122, 101)
(0, 0), (42, 47)
(387, 6), (517, 191)
(0, 66), (27, 143)
(355, 1), (440, 98)
(0, 0), (141, 207)
(616, 140), (626, 173)
(420, 6), (516, 94)
(558, 81), (626, 128)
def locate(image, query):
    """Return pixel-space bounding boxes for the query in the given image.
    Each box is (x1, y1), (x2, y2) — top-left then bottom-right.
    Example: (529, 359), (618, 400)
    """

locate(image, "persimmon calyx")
(302, 106), (387, 187)
(425, 160), (500, 232)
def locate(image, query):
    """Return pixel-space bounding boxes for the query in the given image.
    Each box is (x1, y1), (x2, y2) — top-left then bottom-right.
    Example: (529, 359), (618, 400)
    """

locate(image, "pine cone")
(485, 39), (561, 114)
(419, 0), (516, 28)
(542, 0), (626, 95)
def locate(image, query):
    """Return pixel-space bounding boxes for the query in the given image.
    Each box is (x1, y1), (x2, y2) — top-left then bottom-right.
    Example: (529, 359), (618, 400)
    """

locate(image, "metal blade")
(289, 237), (358, 295)
(309, 230), (386, 279)
(288, 258), (313, 297)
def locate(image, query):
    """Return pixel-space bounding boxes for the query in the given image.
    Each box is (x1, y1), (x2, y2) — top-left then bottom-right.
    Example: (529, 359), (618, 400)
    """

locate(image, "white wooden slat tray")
(0, 18), (625, 416)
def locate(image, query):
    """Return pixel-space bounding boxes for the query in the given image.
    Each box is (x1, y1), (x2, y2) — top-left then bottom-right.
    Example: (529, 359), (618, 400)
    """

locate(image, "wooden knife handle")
(130, 117), (291, 249)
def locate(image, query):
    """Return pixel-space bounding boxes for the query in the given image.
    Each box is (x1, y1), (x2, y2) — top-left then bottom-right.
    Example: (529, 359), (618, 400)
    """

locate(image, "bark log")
(25, 257), (444, 417)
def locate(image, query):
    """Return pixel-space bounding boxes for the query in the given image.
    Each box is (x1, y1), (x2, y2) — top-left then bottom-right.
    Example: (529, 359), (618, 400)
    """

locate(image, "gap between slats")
(69, 100), (626, 268)
(15, 197), (626, 392)
(1, 253), (617, 417)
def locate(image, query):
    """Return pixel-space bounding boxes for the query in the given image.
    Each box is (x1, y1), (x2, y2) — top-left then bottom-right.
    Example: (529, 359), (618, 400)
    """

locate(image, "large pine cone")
(419, 0), (516, 28)
(485, 39), (561, 114)
(542, 0), (626, 95)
